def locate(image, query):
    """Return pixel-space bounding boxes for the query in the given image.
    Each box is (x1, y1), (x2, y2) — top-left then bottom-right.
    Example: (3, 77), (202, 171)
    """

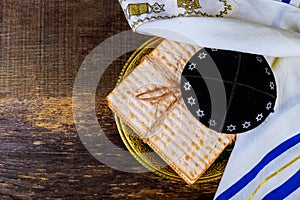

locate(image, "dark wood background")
(0, 1), (220, 199)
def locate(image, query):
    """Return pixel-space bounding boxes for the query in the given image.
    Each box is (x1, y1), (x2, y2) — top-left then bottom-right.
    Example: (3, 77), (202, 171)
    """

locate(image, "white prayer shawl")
(118, 1), (300, 199)
(214, 58), (300, 200)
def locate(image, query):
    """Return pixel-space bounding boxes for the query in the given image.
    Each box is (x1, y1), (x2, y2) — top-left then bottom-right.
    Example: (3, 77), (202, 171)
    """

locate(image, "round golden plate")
(114, 37), (234, 183)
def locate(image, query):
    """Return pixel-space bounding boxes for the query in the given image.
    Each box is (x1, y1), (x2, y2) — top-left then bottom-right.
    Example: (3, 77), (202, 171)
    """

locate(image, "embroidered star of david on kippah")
(209, 119), (217, 127)
(227, 124), (236, 132)
(198, 52), (207, 60)
(196, 109), (205, 118)
(266, 102), (272, 111)
(187, 96), (196, 106)
(188, 63), (197, 71)
(181, 48), (277, 134)
(183, 81), (191, 91)
(242, 121), (251, 129)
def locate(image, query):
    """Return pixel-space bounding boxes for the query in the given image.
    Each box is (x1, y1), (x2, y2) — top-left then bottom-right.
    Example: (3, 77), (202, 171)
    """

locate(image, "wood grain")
(0, 1), (219, 199)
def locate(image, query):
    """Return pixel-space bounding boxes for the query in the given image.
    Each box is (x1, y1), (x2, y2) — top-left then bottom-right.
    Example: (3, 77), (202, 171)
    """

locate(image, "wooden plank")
(0, 1), (219, 199)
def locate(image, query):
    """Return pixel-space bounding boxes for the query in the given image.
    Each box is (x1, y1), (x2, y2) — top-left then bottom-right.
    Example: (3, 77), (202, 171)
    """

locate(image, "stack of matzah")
(107, 39), (236, 185)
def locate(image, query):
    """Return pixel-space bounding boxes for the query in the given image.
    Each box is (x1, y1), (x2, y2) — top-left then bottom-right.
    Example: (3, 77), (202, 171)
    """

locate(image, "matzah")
(107, 39), (236, 185)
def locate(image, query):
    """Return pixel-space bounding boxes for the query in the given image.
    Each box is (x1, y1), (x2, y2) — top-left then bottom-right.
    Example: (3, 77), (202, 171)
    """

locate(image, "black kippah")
(181, 48), (277, 134)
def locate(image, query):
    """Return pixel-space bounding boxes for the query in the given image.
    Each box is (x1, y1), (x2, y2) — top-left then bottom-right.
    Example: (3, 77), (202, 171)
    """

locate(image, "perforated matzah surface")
(107, 39), (235, 185)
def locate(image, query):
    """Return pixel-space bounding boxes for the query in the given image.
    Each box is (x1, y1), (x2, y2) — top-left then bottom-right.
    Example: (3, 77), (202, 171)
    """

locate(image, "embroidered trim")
(120, 0), (239, 30)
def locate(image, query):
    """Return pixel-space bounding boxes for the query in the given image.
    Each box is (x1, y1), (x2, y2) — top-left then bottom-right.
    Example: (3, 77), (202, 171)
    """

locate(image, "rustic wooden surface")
(0, 1), (220, 199)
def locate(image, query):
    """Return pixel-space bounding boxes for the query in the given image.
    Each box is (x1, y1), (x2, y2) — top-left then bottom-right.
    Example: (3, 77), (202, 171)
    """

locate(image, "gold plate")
(114, 37), (234, 183)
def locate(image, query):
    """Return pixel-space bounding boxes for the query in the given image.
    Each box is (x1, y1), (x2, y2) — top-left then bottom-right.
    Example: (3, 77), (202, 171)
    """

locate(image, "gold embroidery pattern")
(126, 0), (233, 30)
(128, 3), (151, 16)
(127, 3), (165, 17)
(177, 0), (201, 10)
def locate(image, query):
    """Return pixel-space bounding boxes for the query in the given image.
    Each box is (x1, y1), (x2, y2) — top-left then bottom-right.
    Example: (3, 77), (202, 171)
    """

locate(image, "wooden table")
(0, 1), (220, 199)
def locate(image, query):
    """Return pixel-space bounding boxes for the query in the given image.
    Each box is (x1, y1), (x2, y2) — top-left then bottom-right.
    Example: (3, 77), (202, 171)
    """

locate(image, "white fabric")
(119, 0), (300, 56)
(214, 58), (300, 199)
(138, 17), (300, 57)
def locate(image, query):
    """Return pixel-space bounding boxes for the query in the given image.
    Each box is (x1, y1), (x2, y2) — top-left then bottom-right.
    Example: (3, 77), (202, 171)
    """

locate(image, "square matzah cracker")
(107, 39), (235, 185)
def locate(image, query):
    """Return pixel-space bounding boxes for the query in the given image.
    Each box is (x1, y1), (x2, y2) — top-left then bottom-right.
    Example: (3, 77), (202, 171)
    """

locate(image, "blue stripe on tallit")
(282, 0), (292, 4)
(262, 169), (300, 200)
(215, 133), (300, 200)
